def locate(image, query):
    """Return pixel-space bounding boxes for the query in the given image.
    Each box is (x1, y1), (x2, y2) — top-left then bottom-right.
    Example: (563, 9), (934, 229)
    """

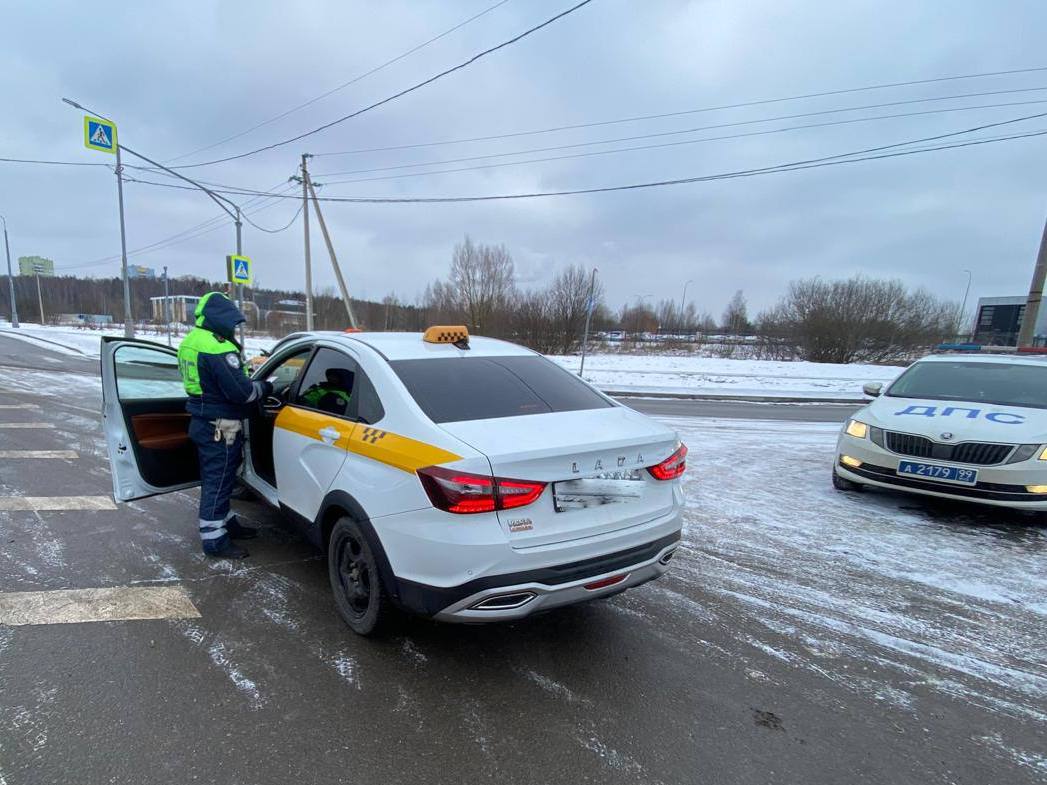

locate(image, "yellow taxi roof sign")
(423, 325), (469, 345)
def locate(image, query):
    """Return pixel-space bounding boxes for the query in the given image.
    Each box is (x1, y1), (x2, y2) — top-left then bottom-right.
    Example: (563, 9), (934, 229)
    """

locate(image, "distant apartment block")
(18, 256), (54, 276)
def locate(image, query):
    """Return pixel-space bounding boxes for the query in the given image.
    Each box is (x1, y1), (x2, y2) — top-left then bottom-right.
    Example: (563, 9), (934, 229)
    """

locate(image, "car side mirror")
(862, 382), (883, 397)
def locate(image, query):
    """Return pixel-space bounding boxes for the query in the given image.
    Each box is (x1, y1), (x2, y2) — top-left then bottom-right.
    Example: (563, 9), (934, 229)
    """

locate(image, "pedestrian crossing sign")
(84, 116), (117, 154)
(227, 254), (252, 286)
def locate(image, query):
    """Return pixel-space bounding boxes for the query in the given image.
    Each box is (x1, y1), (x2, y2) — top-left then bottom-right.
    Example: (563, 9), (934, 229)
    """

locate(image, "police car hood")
(863, 395), (1047, 442)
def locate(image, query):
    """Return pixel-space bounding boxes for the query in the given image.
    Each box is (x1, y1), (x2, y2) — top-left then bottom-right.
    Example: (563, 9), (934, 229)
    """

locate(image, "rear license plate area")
(897, 460), (978, 486)
(553, 471), (645, 512)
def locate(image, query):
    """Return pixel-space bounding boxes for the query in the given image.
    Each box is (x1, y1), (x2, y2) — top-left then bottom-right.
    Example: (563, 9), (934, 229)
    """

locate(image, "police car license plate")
(897, 460), (978, 486)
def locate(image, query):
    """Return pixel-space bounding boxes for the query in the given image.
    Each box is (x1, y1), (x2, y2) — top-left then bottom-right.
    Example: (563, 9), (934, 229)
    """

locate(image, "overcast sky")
(3, 0), (1047, 319)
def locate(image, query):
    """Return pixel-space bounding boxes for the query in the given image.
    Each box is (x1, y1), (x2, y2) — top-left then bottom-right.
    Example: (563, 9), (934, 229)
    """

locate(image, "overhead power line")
(171, 0), (596, 169)
(166, 0), (513, 164)
(0, 157), (108, 167)
(311, 93), (1047, 182)
(311, 65), (1047, 157)
(114, 111), (1047, 206)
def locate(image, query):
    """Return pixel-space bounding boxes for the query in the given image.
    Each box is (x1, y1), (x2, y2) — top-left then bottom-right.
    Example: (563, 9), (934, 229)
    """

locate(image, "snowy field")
(1, 322), (902, 400)
(549, 353), (904, 400)
(656, 416), (1047, 767)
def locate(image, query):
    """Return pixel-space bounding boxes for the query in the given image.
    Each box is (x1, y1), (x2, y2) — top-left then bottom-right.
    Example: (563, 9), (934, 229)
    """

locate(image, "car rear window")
(390, 355), (613, 423)
(887, 360), (1047, 409)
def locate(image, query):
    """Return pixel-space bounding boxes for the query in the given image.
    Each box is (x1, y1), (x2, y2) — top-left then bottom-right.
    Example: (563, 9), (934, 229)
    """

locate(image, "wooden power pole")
(1018, 213), (1047, 348)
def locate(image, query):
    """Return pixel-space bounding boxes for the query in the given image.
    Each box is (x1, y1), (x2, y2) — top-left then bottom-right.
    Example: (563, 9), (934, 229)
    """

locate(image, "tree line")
(1, 235), (960, 363)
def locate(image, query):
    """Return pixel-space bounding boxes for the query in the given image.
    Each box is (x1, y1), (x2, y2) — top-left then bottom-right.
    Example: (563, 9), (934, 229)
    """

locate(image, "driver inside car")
(300, 367), (354, 415)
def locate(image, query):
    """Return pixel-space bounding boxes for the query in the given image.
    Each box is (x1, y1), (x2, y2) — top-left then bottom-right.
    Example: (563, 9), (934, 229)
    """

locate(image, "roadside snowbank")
(0, 322), (903, 399)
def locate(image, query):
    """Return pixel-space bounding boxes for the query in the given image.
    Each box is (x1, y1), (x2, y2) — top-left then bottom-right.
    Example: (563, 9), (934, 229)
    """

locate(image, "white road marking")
(0, 450), (79, 459)
(0, 404), (39, 410)
(0, 496), (116, 511)
(0, 422), (54, 429)
(0, 586), (200, 626)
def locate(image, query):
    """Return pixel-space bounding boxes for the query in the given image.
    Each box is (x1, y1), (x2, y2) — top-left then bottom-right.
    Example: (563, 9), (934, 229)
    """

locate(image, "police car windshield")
(390, 355), (612, 423)
(886, 360), (1047, 409)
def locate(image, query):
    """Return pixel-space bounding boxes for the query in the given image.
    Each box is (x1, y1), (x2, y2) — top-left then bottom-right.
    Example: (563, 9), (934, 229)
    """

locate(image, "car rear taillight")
(648, 444), (687, 480)
(417, 466), (546, 515)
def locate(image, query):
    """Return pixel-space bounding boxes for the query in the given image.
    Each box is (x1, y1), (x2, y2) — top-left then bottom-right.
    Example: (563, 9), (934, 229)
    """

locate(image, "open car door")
(101, 336), (201, 502)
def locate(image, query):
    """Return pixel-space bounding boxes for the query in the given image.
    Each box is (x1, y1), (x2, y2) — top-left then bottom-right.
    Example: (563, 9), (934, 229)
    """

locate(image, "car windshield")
(390, 355), (612, 423)
(886, 360), (1047, 409)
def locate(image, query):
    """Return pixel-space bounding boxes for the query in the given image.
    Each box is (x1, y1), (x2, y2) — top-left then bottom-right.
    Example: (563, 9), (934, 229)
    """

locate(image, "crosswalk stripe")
(0, 586), (200, 626)
(0, 422), (54, 429)
(0, 496), (116, 511)
(0, 450), (79, 459)
(0, 404), (39, 410)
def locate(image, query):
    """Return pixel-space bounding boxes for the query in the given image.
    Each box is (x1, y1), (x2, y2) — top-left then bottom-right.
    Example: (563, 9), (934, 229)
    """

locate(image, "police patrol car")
(101, 327), (685, 634)
(834, 353), (1047, 510)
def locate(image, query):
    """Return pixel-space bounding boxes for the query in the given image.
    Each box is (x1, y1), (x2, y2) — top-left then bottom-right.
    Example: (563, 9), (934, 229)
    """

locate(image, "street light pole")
(35, 272), (44, 324)
(162, 265), (171, 347)
(1, 214), (19, 328)
(960, 269), (973, 338)
(579, 267), (598, 377)
(114, 141), (133, 338)
(679, 279), (693, 337)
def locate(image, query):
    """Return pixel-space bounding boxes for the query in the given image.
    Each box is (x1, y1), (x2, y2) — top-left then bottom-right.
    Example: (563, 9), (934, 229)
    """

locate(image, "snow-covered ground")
(657, 416), (1047, 735)
(549, 353), (904, 400)
(1, 322), (902, 400)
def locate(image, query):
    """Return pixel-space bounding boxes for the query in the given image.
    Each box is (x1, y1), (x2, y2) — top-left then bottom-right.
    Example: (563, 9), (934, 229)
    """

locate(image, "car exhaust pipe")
(658, 549), (676, 565)
(470, 592), (537, 611)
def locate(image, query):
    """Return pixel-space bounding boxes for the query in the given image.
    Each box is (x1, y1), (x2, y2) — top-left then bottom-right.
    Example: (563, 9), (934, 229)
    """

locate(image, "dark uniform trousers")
(189, 416), (244, 541)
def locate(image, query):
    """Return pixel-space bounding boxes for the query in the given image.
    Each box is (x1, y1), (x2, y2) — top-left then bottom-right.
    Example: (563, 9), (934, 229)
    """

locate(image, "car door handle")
(318, 426), (340, 443)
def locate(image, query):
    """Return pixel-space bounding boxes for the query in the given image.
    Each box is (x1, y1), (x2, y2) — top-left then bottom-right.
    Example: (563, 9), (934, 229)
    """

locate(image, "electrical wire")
(54, 180), (298, 271)
(0, 157), (108, 166)
(171, 0), (596, 169)
(165, 0), (513, 164)
(311, 94), (1047, 183)
(311, 65), (1047, 157)
(104, 111), (1047, 205)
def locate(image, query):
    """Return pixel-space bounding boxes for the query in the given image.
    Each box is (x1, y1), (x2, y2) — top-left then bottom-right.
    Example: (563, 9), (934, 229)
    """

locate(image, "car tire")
(328, 516), (389, 636)
(832, 468), (863, 492)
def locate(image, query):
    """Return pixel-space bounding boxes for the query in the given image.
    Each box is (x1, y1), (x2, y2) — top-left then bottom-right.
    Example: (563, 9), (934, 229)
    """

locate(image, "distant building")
(973, 295), (1047, 345)
(151, 294), (201, 324)
(18, 256), (54, 276)
(128, 265), (156, 279)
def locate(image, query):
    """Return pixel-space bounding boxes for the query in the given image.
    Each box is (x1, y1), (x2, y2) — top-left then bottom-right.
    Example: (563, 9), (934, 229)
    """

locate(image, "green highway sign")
(227, 254), (252, 286)
(84, 116), (117, 154)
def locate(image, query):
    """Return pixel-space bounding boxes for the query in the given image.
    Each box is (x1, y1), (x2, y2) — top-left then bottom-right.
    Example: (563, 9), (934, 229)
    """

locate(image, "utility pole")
(301, 154), (314, 331)
(1, 214), (19, 328)
(163, 265), (171, 347)
(679, 279), (693, 338)
(35, 272), (44, 325)
(579, 267), (598, 377)
(114, 139), (133, 337)
(234, 207), (245, 353)
(307, 177), (357, 328)
(1018, 215), (1047, 347)
(959, 269), (973, 338)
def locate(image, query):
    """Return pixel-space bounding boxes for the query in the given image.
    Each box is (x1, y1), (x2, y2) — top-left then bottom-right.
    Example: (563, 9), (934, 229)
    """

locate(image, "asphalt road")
(0, 333), (1043, 785)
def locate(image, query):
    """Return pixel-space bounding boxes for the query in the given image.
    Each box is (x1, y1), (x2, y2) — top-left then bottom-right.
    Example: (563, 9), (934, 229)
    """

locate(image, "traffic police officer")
(177, 292), (271, 559)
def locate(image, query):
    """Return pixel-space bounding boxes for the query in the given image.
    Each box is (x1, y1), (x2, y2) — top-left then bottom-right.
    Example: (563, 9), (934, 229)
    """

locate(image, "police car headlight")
(845, 419), (869, 439)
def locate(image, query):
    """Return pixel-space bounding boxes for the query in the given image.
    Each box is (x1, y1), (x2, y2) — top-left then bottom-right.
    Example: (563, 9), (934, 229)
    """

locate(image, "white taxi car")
(834, 353), (1047, 511)
(101, 327), (686, 634)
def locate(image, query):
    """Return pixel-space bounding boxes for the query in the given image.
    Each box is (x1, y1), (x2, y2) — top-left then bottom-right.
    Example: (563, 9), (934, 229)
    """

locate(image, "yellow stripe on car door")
(273, 407), (460, 472)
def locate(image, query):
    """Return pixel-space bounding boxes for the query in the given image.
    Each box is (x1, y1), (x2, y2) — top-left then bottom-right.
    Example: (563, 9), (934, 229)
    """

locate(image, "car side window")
(262, 349), (311, 399)
(115, 345), (185, 400)
(295, 348), (358, 418)
(293, 347), (385, 424)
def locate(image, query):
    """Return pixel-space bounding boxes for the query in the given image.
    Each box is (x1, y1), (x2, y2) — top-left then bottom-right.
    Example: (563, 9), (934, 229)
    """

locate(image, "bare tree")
(548, 264), (603, 354)
(757, 275), (959, 363)
(448, 236), (516, 334)
(722, 289), (750, 335)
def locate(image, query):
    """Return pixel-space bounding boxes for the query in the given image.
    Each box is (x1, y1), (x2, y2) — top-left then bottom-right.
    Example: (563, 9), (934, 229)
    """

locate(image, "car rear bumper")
(392, 531), (681, 621)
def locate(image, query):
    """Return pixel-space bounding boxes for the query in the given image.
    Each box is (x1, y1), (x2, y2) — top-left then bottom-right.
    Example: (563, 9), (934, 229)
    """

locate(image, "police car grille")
(884, 432), (1012, 465)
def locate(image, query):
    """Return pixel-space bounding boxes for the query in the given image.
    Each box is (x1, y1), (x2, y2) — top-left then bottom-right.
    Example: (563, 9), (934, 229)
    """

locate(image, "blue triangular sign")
(235, 260), (248, 278)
